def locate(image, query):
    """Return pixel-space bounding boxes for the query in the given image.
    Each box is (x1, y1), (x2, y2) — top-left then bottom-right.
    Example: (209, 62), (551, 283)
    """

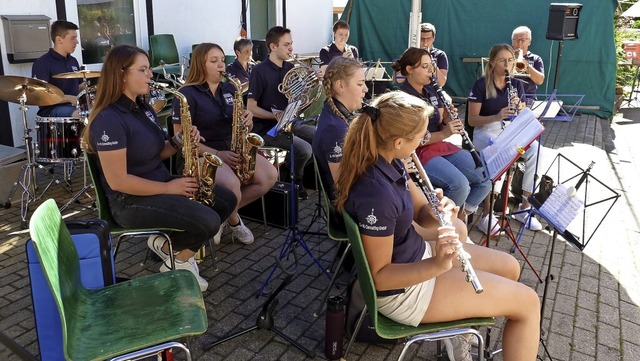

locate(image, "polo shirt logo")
(360, 208), (387, 231)
(328, 143), (342, 159)
(429, 96), (438, 108)
(366, 209), (378, 225)
(223, 93), (234, 105)
(97, 131), (118, 147)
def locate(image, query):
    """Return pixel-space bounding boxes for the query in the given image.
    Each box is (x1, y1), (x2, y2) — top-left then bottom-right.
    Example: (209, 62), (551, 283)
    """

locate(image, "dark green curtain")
(343, 0), (617, 119)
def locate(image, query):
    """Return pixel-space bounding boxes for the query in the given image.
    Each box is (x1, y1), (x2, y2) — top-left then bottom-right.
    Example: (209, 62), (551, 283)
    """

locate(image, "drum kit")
(0, 69), (100, 228)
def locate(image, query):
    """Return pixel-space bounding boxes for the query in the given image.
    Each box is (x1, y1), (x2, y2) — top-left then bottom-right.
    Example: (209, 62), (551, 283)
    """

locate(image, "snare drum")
(34, 117), (85, 162)
(148, 89), (166, 113)
(77, 85), (97, 118)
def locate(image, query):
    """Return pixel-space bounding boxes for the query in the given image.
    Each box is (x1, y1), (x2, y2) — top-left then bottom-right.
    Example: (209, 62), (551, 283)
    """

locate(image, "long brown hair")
(484, 44), (515, 99)
(183, 43), (225, 87)
(323, 56), (362, 123)
(83, 44), (149, 153)
(335, 91), (433, 211)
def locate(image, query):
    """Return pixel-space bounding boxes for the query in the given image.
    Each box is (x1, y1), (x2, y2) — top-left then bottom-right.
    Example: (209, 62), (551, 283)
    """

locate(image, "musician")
(31, 20), (81, 117)
(226, 37), (255, 85)
(247, 26), (316, 200)
(83, 44), (238, 292)
(173, 43), (277, 245)
(467, 44), (542, 231)
(419, 23), (448, 87)
(335, 91), (540, 361)
(511, 26), (545, 97)
(393, 48), (492, 225)
(319, 20), (359, 73)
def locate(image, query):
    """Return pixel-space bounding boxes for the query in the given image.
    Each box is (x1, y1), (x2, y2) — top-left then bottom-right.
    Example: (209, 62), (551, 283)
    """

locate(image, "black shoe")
(296, 181), (308, 200)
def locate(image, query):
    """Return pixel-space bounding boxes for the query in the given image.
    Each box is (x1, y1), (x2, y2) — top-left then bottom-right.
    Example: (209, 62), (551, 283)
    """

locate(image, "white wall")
(285, 0), (333, 55)
(151, 0), (242, 58)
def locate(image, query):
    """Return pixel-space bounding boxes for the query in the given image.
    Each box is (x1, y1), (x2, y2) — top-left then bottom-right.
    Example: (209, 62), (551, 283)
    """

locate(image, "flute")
(430, 78), (484, 170)
(409, 152), (484, 294)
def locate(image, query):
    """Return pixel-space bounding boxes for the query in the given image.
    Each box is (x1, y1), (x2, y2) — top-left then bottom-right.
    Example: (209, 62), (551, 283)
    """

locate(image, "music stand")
(363, 59), (393, 98)
(257, 100), (331, 297)
(478, 108), (545, 282)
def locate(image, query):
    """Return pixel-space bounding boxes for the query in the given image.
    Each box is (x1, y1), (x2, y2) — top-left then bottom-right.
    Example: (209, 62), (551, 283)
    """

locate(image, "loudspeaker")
(252, 39), (268, 62)
(546, 3), (583, 40)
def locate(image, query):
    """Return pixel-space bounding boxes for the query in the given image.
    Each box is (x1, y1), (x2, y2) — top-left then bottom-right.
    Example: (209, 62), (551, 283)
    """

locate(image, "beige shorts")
(377, 244), (436, 327)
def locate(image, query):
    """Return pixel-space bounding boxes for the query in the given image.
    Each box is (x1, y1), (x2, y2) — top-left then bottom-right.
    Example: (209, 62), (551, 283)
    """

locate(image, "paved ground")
(0, 103), (638, 361)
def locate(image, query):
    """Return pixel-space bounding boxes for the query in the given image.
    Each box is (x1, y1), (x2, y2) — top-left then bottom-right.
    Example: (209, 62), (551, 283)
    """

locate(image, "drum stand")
(59, 153), (94, 212)
(4, 93), (70, 228)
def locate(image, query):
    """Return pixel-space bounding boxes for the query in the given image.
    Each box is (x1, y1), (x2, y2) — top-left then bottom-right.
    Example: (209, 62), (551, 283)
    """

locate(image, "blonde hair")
(483, 44), (515, 99)
(323, 56), (363, 122)
(335, 91), (433, 211)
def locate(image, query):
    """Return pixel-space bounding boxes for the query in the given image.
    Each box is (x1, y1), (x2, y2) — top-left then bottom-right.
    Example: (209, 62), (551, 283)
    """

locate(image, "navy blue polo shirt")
(247, 58), (294, 135)
(468, 77), (525, 118)
(226, 59), (254, 85)
(89, 95), (170, 198)
(399, 82), (443, 132)
(173, 82), (236, 150)
(430, 47), (449, 71)
(345, 157), (427, 296)
(514, 51), (544, 96)
(319, 43), (360, 65)
(32, 49), (81, 116)
(312, 101), (351, 201)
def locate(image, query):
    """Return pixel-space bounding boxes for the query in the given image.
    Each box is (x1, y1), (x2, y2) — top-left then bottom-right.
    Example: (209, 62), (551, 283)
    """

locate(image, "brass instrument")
(150, 81), (222, 206)
(409, 152), (484, 294)
(515, 49), (527, 74)
(279, 56), (322, 114)
(223, 72), (264, 184)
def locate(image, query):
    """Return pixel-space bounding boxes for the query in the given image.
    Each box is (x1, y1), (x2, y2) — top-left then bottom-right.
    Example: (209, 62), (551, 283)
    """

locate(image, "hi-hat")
(0, 75), (64, 106)
(53, 70), (101, 79)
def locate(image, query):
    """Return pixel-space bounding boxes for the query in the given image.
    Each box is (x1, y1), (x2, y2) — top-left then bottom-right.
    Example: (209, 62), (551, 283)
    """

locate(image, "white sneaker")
(513, 204), (543, 231)
(213, 222), (226, 245)
(443, 335), (472, 361)
(229, 216), (254, 245)
(476, 213), (501, 236)
(147, 235), (169, 262)
(160, 257), (208, 292)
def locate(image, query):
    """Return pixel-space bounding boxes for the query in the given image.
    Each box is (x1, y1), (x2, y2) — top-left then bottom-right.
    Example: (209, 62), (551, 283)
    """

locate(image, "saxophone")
(223, 72), (265, 184)
(150, 81), (222, 206)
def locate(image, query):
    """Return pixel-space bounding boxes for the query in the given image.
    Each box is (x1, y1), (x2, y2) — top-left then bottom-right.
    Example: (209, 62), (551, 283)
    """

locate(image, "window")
(77, 0), (136, 64)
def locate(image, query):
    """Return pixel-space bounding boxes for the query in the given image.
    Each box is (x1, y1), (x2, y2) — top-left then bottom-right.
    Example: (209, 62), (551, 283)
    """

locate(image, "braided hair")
(323, 56), (363, 123)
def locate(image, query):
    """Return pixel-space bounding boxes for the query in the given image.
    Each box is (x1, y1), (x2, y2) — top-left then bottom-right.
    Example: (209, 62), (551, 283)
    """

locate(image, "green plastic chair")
(149, 34), (181, 74)
(342, 211), (495, 361)
(29, 199), (208, 361)
(86, 153), (183, 269)
(311, 156), (351, 317)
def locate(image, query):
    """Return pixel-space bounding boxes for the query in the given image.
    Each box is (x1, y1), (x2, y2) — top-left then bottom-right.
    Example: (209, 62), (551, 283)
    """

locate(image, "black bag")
(345, 274), (400, 344)
(510, 163), (554, 205)
(533, 175), (555, 205)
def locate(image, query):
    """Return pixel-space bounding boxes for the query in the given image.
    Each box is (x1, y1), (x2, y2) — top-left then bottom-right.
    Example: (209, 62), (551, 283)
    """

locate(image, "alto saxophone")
(150, 81), (222, 206)
(223, 72), (265, 184)
(409, 152), (484, 294)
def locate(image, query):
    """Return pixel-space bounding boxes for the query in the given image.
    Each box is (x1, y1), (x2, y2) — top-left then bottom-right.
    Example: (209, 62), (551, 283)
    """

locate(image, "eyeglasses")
(496, 58), (516, 65)
(126, 67), (153, 75)
(418, 64), (435, 72)
(419, 131), (432, 146)
(512, 38), (530, 43)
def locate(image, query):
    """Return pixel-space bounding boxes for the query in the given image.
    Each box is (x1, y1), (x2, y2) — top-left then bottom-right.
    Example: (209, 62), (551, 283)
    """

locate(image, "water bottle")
(324, 295), (345, 360)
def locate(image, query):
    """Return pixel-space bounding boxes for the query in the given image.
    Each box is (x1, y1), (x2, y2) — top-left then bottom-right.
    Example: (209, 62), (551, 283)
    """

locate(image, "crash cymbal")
(0, 75), (64, 106)
(53, 70), (101, 79)
(151, 63), (181, 73)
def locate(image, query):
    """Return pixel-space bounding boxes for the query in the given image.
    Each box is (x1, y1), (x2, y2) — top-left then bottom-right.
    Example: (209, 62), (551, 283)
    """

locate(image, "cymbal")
(53, 70), (101, 79)
(0, 76), (64, 106)
(151, 63), (180, 73)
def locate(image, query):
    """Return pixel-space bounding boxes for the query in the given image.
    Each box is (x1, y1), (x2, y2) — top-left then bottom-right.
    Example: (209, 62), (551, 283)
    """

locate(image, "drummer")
(31, 20), (82, 118)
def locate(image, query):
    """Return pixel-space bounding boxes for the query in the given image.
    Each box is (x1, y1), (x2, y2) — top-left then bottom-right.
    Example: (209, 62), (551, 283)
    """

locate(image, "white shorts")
(377, 244), (436, 327)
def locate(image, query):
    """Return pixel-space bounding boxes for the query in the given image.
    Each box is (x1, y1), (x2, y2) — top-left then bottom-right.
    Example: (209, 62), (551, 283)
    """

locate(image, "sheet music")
(480, 108), (544, 181)
(538, 184), (584, 232)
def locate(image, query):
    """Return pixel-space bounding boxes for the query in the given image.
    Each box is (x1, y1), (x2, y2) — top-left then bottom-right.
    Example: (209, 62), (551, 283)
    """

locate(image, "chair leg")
(313, 243), (351, 317)
(208, 237), (218, 272)
(260, 195), (268, 231)
(344, 304), (367, 360)
(109, 341), (192, 361)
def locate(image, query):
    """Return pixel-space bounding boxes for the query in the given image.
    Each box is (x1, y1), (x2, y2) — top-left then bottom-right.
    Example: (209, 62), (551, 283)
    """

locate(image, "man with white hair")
(511, 26), (545, 97)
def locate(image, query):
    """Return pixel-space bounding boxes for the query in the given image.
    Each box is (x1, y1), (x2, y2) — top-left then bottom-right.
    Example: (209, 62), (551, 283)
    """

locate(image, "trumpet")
(515, 49), (527, 74)
(409, 152), (484, 294)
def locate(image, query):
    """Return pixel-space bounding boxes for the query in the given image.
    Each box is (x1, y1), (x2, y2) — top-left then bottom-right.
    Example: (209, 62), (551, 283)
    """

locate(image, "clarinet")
(430, 78), (484, 170)
(505, 70), (519, 120)
(409, 152), (484, 294)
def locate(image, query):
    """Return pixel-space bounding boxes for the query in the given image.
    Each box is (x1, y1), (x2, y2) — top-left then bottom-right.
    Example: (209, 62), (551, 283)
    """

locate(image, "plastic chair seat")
(375, 313), (495, 340)
(29, 200), (208, 361)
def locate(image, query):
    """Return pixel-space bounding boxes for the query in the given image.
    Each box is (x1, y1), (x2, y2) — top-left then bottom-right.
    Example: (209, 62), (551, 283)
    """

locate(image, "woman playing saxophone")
(335, 91), (540, 361)
(173, 43), (277, 245)
(83, 45), (238, 292)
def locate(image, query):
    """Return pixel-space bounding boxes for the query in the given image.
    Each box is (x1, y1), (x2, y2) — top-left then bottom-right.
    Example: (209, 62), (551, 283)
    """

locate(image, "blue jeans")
(424, 151), (491, 213)
(108, 185), (237, 252)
